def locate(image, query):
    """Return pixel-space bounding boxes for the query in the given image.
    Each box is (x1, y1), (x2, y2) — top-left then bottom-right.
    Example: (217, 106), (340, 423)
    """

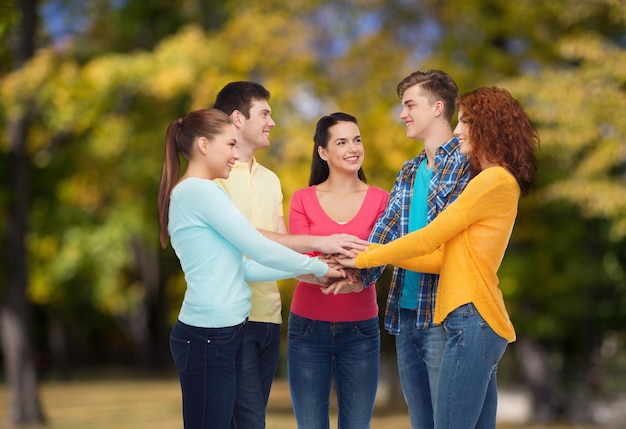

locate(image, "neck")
(319, 171), (366, 193)
(234, 135), (255, 165)
(181, 162), (212, 181)
(479, 158), (501, 170)
(421, 123), (454, 167)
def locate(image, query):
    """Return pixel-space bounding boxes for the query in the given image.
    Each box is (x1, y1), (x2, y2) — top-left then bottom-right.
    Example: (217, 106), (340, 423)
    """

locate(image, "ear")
(196, 136), (210, 155)
(433, 100), (444, 117)
(231, 110), (244, 129)
(317, 145), (329, 161)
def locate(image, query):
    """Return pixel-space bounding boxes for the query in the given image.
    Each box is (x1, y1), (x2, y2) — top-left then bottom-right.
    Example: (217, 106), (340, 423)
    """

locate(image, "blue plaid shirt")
(363, 137), (469, 335)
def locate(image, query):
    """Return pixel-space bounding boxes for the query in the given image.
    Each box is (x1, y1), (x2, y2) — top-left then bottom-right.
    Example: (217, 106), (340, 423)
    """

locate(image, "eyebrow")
(333, 135), (361, 143)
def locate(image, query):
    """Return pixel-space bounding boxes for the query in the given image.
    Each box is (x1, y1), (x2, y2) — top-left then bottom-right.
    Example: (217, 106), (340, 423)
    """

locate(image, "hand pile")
(316, 251), (363, 295)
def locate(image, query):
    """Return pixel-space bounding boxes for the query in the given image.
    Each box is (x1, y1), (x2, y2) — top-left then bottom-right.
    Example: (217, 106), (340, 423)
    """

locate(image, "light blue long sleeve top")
(168, 178), (328, 328)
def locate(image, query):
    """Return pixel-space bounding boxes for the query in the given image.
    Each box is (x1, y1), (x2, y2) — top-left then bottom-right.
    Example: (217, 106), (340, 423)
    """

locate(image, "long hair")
(396, 69), (458, 122)
(157, 108), (232, 248)
(213, 81), (270, 117)
(458, 86), (539, 196)
(309, 112), (367, 186)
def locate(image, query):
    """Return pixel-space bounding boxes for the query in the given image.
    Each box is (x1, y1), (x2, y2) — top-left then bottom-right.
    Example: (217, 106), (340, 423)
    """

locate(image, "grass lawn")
(0, 376), (602, 429)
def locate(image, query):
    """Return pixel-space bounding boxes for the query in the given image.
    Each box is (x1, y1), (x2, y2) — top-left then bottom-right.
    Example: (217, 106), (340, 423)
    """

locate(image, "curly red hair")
(458, 86), (539, 196)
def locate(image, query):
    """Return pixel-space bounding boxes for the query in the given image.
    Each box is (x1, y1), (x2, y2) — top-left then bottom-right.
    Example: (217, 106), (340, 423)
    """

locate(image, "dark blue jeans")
(233, 321), (281, 429)
(170, 319), (245, 429)
(288, 312), (380, 429)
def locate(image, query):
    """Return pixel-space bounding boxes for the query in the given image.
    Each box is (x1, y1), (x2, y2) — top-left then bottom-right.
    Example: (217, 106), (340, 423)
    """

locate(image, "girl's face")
(205, 124), (239, 180)
(318, 121), (364, 175)
(454, 108), (474, 156)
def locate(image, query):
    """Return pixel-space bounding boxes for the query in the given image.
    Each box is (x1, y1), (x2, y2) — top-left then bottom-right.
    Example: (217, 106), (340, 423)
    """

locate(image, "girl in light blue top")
(157, 108), (342, 429)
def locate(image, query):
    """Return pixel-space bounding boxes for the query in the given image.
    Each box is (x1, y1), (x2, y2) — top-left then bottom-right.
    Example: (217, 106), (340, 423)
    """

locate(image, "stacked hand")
(316, 253), (362, 295)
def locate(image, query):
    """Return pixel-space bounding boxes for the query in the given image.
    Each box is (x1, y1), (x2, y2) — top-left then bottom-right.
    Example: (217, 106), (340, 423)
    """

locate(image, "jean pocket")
(480, 322), (507, 365)
(206, 325), (241, 344)
(355, 319), (380, 339)
(287, 315), (310, 339)
(170, 335), (191, 373)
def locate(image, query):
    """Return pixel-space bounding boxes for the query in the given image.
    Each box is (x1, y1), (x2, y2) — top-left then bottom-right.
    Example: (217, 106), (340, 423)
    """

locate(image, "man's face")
(239, 99), (276, 150)
(399, 84), (438, 140)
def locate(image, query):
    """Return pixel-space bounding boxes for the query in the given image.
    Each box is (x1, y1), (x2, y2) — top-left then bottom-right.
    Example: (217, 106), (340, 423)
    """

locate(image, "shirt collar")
(232, 157), (258, 174)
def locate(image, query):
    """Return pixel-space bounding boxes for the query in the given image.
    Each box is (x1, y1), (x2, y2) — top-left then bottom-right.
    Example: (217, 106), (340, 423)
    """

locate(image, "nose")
(399, 107), (407, 120)
(268, 115), (276, 128)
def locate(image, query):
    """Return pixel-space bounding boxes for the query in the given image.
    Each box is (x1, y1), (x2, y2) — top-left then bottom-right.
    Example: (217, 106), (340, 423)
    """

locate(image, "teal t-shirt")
(400, 158), (432, 309)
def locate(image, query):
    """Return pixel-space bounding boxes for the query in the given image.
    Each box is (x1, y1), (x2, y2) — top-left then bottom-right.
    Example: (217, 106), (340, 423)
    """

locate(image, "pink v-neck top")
(289, 185), (389, 322)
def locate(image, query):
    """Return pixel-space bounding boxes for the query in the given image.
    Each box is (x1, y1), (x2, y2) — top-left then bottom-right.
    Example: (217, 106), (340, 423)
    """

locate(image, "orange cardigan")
(356, 167), (520, 342)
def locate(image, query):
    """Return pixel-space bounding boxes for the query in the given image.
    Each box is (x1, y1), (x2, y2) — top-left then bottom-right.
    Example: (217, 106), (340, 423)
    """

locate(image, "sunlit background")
(1, 0), (625, 427)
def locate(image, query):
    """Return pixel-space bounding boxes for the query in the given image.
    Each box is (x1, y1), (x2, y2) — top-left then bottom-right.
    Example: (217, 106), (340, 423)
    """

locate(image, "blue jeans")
(435, 304), (508, 429)
(233, 321), (281, 429)
(170, 319), (245, 429)
(395, 309), (446, 429)
(287, 313), (380, 429)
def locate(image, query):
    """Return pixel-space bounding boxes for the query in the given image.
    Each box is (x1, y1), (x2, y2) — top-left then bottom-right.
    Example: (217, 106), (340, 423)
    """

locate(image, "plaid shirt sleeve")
(361, 159), (415, 287)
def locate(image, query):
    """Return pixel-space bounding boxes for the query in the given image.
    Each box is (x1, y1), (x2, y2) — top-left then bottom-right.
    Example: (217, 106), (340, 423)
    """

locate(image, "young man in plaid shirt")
(362, 70), (469, 429)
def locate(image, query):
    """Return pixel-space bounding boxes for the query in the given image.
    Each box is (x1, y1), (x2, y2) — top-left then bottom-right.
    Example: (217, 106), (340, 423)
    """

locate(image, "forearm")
(393, 252), (442, 273)
(355, 230), (431, 269)
(261, 230), (316, 253)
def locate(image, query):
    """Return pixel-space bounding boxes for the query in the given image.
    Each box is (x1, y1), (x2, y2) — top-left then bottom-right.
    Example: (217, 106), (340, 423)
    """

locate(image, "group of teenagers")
(156, 69), (540, 429)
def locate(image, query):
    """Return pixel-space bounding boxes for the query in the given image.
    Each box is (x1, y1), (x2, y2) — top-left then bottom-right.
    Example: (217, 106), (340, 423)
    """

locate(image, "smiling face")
(399, 84), (440, 140)
(317, 121), (364, 175)
(205, 124), (239, 180)
(454, 107), (473, 156)
(238, 98), (276, 152)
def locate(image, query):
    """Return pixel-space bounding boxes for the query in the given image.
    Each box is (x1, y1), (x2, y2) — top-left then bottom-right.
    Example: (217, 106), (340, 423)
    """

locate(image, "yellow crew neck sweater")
(356, 166), (520, 342)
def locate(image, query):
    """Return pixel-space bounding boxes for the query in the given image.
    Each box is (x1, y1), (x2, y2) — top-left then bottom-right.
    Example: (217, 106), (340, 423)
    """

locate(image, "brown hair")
(157, 108), (232, 248)
(396, 70), (458, 122)
(458, 86), (539, 196)
(213, 81), (271, 118)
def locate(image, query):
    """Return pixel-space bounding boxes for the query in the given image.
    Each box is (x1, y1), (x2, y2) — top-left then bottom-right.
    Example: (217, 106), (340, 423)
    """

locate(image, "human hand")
(314, 265), (346, 286)
(332, 255), (358, 269)
(321, 278), (364, 295)
(314, 234), (369, 258)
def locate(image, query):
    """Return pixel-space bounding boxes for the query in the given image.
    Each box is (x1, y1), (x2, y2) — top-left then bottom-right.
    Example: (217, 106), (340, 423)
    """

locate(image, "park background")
(1, 0), (625, 427)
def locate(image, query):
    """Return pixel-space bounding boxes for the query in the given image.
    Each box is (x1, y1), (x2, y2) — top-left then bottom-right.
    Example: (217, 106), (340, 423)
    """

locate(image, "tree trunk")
(0, 0), (45, 425)
(515, 337), (557, 423)
(1, 114), (45, 425)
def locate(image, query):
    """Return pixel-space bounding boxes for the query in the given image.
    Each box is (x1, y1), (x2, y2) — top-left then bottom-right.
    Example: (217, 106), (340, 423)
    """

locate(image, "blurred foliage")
(0, 0), (624, 406)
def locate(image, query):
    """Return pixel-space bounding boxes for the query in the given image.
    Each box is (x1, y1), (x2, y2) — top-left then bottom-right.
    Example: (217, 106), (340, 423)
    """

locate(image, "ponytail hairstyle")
(458, 86), (539, 196)
(309, 112), (367, 186)
(157, 108), (232, 248)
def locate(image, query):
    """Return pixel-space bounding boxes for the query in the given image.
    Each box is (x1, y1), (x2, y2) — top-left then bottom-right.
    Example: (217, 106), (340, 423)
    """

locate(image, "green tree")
(0, 0), (46, 425)
(1, 0), (625, 425)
